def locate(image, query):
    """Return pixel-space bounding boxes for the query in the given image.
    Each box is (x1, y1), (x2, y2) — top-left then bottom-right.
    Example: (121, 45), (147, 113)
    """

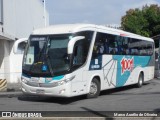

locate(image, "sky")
(45, 0), (160, 25)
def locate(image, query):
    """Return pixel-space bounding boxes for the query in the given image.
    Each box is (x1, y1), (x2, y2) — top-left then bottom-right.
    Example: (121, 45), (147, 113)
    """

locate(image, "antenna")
(43, 0), (47, 27)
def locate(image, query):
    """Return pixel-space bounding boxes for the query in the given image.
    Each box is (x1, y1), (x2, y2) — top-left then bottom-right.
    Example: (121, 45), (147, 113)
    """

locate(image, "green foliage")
(121, 4), (160, 37)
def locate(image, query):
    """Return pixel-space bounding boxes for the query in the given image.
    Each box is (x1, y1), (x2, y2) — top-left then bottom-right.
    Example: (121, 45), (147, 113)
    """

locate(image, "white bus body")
(21, 24), (154, 98)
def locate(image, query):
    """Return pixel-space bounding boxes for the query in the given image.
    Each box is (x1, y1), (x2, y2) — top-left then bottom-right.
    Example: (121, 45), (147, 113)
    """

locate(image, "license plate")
(36, 89), (45, 94)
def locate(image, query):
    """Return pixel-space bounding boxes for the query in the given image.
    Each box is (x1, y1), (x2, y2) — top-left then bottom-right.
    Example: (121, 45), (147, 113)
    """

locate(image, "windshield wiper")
(45, 38), (54, 77)
(45, 54), (54, 76)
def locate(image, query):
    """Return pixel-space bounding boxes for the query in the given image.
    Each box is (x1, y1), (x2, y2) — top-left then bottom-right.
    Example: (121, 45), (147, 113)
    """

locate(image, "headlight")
(21, 78), (27, 83)
(54, 75), (75, 87)
(58, 81), (65, 86)
(65, 76), (75, 83)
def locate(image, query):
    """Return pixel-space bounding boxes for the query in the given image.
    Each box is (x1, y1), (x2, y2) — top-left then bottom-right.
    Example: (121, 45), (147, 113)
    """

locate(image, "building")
(152, 34), (160, 78)
(0, 0), (49, 91)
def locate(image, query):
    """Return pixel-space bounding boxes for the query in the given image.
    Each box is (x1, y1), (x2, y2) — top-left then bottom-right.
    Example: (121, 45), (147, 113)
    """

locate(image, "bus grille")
(26, 81), (58, 88)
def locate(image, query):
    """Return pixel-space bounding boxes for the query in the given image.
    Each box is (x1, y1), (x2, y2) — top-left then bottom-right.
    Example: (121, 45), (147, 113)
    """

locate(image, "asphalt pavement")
(0, 79), (160, 120)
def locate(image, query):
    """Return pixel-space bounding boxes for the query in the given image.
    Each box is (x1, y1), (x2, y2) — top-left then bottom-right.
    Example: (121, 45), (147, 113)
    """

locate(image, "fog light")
(22, 88), (26, 92)
(59, 89), (66, 94)
(58, 81), (65, 86)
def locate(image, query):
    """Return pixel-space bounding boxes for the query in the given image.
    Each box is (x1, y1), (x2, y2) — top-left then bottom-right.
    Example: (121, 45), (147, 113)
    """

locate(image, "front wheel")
(87, 78), (100, 99)
(136, 73), (144, 88)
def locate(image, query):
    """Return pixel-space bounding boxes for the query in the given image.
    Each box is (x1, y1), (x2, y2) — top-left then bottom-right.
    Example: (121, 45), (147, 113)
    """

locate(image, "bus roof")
(32, 24), (153, 42)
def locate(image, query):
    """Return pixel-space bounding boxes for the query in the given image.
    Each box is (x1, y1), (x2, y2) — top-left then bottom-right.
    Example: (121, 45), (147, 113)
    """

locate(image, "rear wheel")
(136, 73), (143, 88)
(87, 78), (100, 99)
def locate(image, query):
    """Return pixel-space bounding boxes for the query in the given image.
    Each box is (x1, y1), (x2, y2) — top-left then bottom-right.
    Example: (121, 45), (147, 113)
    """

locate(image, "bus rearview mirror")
(13, 38), (28, 54)
(68, 36), (85, 54)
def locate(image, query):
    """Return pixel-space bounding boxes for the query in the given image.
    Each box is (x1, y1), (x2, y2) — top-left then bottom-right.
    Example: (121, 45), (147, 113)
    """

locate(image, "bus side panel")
(88, 55), (116, 91)
(71, 69), (87, 96)
(124, 66), (142, 85)
(84, 70), (109, 94)
(113, 55), (152, 87)
(102, 55), (117, 89)
(89, 54), (153, 92)
(143, 66), (154, 82)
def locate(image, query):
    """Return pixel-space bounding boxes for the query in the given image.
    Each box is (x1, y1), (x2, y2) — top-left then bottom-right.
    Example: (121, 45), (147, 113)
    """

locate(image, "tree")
(121, 4), (160, 37)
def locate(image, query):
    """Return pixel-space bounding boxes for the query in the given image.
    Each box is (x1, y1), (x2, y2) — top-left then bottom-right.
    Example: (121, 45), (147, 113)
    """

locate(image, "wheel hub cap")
(89, 82), (97, 95)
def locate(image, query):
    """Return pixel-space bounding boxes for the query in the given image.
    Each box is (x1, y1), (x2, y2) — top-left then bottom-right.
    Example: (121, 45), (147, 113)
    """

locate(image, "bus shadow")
(18, 82), (151, 104)
(100, 85), (136, 96)
(101, 83), (146, 95)
(18, 94), (87, 105)
(100, 82), (152, 96)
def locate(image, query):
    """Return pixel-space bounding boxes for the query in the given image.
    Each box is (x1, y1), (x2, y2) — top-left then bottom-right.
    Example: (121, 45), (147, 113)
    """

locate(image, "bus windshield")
(23, 34), (72, 77)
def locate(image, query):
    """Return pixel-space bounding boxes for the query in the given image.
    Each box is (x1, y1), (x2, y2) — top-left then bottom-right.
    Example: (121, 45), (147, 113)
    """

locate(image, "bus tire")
(136, 73), (143, 88)
(87, 78), (100, 99)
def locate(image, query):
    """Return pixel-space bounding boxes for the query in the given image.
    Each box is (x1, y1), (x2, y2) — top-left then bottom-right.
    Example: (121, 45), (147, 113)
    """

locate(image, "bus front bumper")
(21, 82), (72, 97)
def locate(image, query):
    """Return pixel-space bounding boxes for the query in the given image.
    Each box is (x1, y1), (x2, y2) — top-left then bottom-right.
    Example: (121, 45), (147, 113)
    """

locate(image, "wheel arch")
(86, 75), (101, 98)
(87, 74), (102, 93)
(135, 70), (144, 88)
(94, 76), (101, 88)
(139, 71), (144, 82)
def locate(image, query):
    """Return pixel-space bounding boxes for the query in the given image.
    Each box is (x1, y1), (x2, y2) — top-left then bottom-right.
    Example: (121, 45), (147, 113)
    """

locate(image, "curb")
(0, 91), (22, 98)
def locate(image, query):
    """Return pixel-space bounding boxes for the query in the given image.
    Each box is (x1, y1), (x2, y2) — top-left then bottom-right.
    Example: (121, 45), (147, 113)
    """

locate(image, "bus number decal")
(121, 57), (134, 75)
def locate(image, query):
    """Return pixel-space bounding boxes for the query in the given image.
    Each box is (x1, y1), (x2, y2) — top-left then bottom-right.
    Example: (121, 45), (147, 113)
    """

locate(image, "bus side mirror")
(13, 38), (28, 53)
(68, 36), (85, 54)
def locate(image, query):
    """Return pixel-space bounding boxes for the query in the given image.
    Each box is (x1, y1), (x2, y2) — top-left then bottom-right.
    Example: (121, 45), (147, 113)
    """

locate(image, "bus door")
(71, 39), (87, 95)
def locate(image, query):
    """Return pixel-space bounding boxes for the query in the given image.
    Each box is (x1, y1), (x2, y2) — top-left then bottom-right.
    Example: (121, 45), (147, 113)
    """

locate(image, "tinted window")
(92, 32), (153, 56)
(108, 35), (118, 54)
(128, 38), (153, 56)
(92, 32), (110, 59)
(72, 31), (94, 67)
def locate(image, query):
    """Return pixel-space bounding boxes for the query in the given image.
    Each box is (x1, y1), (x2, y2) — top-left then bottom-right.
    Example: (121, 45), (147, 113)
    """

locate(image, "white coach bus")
(21, 24), (154, 98)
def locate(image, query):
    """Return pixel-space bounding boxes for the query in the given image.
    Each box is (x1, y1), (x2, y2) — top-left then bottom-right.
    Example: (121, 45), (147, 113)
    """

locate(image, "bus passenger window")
(92, 33), (106, 58)
(122, 48), (126, 55)
(110, 48), (117, 54)
(96, 42), (104, 54)
(104, 39), (109, 54)
(109, 42), (117, 54)
(72, 31), (94, 69)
